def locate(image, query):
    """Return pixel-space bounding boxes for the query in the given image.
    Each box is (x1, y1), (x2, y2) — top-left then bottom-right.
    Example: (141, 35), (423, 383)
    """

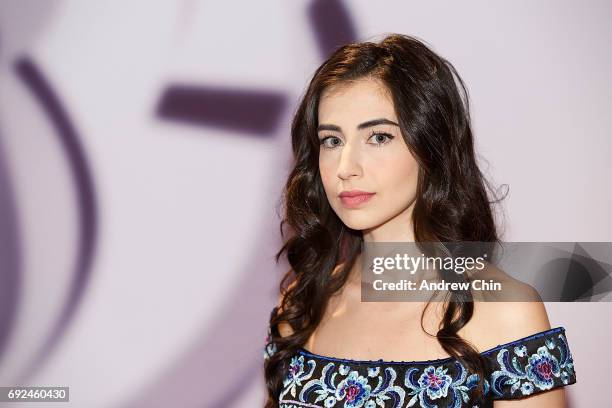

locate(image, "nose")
(337, 142), (362, 180)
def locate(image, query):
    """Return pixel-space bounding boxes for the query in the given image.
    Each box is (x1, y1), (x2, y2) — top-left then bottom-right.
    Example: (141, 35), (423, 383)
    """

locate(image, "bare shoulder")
(462, 279), (552, 351)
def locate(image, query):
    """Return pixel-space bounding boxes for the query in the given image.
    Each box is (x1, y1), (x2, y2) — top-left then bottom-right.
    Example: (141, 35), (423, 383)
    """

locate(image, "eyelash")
(318, 131), (395, 150)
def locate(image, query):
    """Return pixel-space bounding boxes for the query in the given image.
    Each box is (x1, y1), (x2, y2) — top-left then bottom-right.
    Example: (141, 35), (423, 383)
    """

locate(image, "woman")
(263, 33), (576, 407)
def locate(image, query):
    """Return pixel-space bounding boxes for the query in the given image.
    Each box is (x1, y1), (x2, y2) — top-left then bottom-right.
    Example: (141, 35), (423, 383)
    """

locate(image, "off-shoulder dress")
(263, 306), (577, 408)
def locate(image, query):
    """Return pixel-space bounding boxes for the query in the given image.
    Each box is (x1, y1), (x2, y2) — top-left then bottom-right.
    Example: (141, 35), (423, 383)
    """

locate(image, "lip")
(338, 190), (375, 208)
(339, 189), (374, 197)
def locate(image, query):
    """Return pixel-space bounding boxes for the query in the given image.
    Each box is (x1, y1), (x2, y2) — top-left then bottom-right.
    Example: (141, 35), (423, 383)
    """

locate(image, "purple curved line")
(0, 132), (23, 366)
(13, 56), (98, 380)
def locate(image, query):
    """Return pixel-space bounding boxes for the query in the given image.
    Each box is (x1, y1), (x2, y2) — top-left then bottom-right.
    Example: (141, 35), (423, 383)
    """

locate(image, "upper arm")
(493, 299), (552, 340)
(473, 281), (552, 350)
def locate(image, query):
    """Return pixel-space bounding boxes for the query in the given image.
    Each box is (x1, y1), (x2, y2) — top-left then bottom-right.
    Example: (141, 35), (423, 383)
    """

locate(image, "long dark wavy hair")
(264, 33), (507, 406)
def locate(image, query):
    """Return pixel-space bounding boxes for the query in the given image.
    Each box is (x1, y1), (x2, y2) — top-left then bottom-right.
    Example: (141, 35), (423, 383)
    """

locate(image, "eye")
(319, 135), (343, 150)
(368, 131), (394, 147)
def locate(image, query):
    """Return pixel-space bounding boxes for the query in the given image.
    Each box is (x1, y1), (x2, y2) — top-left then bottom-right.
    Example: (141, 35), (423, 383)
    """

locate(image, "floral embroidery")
(404, 361), (488, 408)
(489, 332), (575, 399)
(335, 370), (371, 406)
(281, 355), (317, 399)
(265, 318), (577, 407)
(418, 366), (452, 399)
(294, 361), (406, 408)
(278, 357), (493, 408)
(526, 347), (560, 389)
(263, 333), (277, 360)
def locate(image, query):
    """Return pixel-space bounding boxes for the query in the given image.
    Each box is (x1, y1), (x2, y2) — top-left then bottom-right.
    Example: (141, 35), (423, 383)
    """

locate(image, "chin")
(337, 212), (381, 232)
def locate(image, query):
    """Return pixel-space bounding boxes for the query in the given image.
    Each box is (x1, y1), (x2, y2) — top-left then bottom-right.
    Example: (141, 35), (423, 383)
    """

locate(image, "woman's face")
(317, 78), (419, 241)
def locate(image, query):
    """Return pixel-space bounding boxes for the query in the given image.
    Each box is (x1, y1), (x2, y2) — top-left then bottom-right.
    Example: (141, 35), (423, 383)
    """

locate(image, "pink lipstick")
(338, 190), (375, 208)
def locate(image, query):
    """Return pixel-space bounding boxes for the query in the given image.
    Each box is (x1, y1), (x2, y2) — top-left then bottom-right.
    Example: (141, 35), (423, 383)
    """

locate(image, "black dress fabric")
(263, 307), (577, 408)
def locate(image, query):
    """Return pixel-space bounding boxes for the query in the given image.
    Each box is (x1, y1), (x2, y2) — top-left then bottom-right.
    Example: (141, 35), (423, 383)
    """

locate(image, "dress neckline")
(296, 326), (565, 366)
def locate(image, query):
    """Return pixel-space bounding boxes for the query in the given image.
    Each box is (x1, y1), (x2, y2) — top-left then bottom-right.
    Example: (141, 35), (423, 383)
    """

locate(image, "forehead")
(318, 78), (397, 125)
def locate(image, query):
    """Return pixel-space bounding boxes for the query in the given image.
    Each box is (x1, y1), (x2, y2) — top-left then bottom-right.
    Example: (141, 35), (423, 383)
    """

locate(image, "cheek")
(318, 156), (336, 193)
(372, 152), (418, 194)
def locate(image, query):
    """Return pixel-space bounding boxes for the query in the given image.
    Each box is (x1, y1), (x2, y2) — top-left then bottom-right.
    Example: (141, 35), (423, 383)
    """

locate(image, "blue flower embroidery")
(282, 355), (316, 399)
(335, 371), (371, 407)
(404, 361), (487, 408)
(263, 327), (277, 360)
(263, 340), (277, 360)
(293, 362), (406, 408)
(490, 333), (575, 398)
(526, 347), (560, 390)
(417, 366), (452, 399)
(520, 382), (534, 395)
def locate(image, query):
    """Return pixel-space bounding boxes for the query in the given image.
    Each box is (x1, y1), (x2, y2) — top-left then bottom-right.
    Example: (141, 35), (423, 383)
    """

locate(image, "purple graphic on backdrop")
(0, 131), (22, 369)
(9, 57), (98, 383)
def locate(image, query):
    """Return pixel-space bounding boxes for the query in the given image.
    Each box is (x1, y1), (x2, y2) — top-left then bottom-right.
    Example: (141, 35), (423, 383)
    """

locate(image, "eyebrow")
(317, 118), (399, 132)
